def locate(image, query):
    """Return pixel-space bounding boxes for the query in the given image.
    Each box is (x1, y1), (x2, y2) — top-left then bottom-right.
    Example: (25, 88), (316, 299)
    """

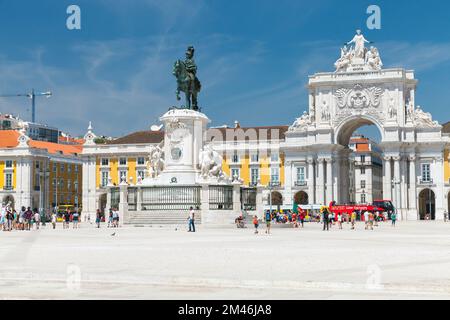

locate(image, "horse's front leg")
(176, 88), (181, 101)
(185, 92), (191, 110)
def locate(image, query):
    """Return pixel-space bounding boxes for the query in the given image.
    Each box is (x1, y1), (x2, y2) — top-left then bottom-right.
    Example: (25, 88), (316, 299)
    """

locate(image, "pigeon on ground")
(111, 232), (116, 236)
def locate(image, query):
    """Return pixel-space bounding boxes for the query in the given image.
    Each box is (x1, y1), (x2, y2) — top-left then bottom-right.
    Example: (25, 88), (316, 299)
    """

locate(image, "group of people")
(321, 207), (397, 231)
(0, 205), (43, 232)
(0, 202), (87, 232)
(105, 208), (120, 228)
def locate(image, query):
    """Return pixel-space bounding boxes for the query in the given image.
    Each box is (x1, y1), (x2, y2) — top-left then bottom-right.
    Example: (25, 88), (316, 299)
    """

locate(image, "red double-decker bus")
(329, 200), (395, 221)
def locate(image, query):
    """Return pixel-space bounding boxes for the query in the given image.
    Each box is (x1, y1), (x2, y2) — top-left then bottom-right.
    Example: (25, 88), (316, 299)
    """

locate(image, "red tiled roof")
(0, 130), (82, 156)
(0, 130), (20, 148)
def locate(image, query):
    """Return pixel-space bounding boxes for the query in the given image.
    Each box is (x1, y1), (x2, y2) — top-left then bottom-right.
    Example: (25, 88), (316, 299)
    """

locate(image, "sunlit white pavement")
(0, 221), (450, 300)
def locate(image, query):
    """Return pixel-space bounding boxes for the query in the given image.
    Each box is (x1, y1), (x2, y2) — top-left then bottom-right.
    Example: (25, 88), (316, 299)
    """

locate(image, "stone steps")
(126, 211), (202, 225)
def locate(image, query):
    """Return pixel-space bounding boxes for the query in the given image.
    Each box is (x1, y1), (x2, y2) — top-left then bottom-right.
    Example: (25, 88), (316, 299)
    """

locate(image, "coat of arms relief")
(333, 84), (385, 126)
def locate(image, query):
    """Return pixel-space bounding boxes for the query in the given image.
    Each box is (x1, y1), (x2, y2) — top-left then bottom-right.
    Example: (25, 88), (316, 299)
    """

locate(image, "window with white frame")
(271, 167), (280, 185)
(119, 170), (127, 182)
(68, 164), (72, 174)
(101, 158), (109, 166)
(361, 167), (366, 175)
(361, 180), (366, 189)
(270, 153), (279, 162)
(119, 158), (127, 166)
(421, 163), (431, 182)
(75, 165), (79, 173)
(361, 155), (366, 163)
(60, 164), (65, 173)
(231, 168), (240, 180)
(53, 179), (57, 192)
(53, 163), (57, 173)
(137, 157), (145, 165)
(251, 168), (259, 185)
(74, 181), (79, 193)
(101, 171), (109, 187)
(232, 154), (240, 163)
(67, 180), (71, 192)
(137, 170), (145, 180)
(296, 167), (306, 183)
(361, 193), (366, 204)
(5, 160), (13, 168)
(4, 173), (12, 189)
(250, 153), (259, 163)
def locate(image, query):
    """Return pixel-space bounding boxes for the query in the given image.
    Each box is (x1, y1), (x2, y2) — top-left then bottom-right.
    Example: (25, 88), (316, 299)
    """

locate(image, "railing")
(141, 186), (201, 211)
(241, 188), (257, 211)
(127, 187), (137, 211)
(295, 181), (307, 187)
(110, 187), (120, 209)
(419, 179), (434, 185)
(209, 185), (233, 210)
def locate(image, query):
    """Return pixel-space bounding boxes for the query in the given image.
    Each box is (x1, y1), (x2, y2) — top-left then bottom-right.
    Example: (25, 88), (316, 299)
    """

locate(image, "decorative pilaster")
(325, 158), (333, 205)
(118, 184), (128, 225)
(307, 159), (315, 204)
(383, 156), (392, 201)
(408, 155), (417, 220)
(316, 158), (325, 205)
(393, 156), (402, 220)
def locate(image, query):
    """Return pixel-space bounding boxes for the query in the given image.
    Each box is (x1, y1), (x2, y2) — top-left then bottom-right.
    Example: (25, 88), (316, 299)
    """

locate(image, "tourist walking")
(64, 209), (71, 229)
(34, 209), (41, 230)
(72, 210), (79, 229)
(337, 213), (343, 230)
(5, 207), (14, 231)
(253, 215), (259, 234)
(51, 212), (57, 229)
(364, 211), (370, 230)
(25, 207), (33, 231)
(107, 209), (113, 228)
(188, 207), (196, 232)
(112, 208), (119, 228)
(96, 210), (101, 228)
(19, 207), (26, 230)
(391, 212), (397, 227)
(322, 207), (329, 231)
(265, 210), (272, 234)
(351, 211), (357, 230)
(368, 212), (374, 231)
(299, 210), (305, 228)
(374, 211), (379, 227)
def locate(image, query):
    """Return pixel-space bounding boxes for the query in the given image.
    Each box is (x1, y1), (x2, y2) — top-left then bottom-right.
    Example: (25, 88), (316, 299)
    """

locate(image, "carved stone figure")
(198, 146), (228, 182)
(366, 46), (383, 70)
(321, 100), (331, 122)
(412, 106), (440, 128)
(289, 111), (312, 131)
(147, 145), (165, 179)
(346, 30), (371, 59)
(334, 45), (352, 72)
(388, 98), (397, 119)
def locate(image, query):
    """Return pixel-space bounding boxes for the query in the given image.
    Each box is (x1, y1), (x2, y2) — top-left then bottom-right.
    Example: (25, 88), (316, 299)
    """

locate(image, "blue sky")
(0, 0), (449, 138)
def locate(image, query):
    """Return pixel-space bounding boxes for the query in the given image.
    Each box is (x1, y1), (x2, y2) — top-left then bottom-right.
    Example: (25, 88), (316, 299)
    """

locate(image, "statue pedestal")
(156, 108), (210, 185)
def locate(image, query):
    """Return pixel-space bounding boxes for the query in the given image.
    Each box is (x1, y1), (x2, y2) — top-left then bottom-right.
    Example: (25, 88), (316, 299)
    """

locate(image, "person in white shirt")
(364, 211), (370, 230)
(34, 211), (41, 230)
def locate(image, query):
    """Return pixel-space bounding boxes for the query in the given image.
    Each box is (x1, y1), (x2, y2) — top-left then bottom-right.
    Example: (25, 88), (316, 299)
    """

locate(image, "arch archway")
(2, 195), (15, 209)
(419, 189), (436, 220)
(294, 191), (309, 205)
(335, 115), (384, 146)
(99, 193), (107, 214)
(334, 116), (384, 205)
(270, 192), (283, 206)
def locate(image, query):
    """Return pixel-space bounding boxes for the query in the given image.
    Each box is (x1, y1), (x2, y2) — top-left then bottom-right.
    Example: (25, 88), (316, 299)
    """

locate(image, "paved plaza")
(1, 221), (450, 300)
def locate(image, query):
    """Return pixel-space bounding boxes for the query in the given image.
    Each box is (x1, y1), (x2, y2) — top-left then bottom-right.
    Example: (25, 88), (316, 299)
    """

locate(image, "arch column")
(325, 158), (333, 205)
(408, 155), (418, 220)
(307, 158), (315, 204)
(393, 156), (403, 220)
(383, 156), (392, 202)
(316, 158), (325, 205)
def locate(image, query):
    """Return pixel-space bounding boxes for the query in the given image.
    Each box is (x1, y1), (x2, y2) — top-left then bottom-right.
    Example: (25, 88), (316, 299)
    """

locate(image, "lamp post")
(39, 163), (50, 225)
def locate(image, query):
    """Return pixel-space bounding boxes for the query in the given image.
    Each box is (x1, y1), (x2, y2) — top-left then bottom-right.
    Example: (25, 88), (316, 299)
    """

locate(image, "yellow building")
(0, 130), (83, 211)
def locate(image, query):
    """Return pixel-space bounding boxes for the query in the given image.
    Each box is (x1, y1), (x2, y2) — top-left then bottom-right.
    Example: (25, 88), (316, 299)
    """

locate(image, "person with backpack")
(265, 210), (272, 235)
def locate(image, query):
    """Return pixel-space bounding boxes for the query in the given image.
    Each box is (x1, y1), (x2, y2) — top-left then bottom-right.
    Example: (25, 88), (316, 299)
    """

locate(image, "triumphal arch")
(282, 31), (445, 221)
